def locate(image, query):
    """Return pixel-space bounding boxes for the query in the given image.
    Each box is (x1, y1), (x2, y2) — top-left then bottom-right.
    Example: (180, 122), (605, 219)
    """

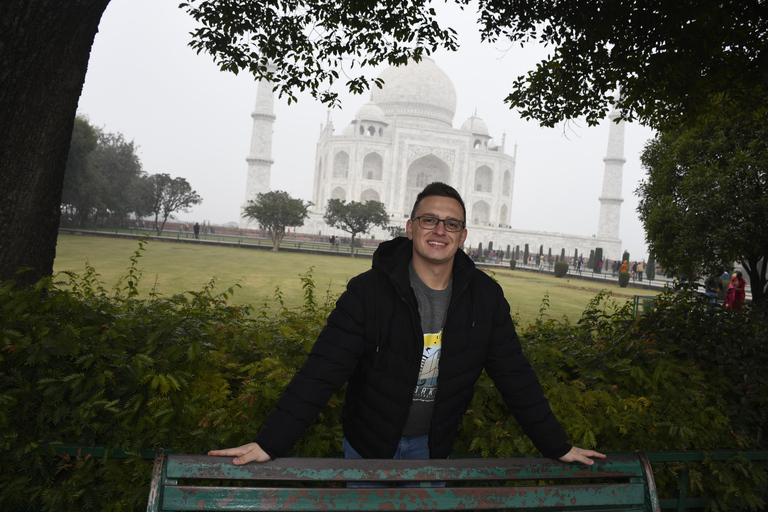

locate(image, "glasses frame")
(412, 215), (466, 232)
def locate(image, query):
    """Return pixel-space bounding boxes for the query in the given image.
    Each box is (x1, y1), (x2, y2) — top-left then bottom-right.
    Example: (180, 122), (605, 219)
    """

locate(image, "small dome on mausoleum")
(341, 123), (356, 136)
(355, 102), (387, 123)
(461, 115), (489, 135)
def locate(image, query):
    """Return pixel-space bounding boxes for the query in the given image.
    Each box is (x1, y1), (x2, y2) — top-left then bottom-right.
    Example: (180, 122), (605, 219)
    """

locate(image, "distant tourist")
(194, 222), (200, 239)
(704, 274), (724, 305)
(724, 271), (747, 310)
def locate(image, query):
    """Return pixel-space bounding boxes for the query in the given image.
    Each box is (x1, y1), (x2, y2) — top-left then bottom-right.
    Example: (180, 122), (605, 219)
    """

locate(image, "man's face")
(407, 195), (468, 268)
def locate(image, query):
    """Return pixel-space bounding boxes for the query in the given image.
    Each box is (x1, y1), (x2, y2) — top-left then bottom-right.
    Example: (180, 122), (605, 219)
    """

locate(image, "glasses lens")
(445, 220), (463, 231)
(420, 217), (438, 228)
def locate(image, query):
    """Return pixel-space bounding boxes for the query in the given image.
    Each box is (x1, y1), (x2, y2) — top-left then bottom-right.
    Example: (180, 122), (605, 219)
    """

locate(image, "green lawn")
(54, 234), (652, 326)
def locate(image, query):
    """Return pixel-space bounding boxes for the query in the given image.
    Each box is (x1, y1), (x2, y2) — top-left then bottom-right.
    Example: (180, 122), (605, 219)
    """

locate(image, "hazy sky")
(78, 0), (656, 259)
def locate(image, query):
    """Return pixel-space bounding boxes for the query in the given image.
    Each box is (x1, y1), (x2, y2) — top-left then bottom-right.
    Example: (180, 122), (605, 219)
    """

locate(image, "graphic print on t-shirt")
(413, 331), (442, 401)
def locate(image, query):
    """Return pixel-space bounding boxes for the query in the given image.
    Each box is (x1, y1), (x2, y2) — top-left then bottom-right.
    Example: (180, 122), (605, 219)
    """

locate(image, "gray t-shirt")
(402, 263), (452, 436)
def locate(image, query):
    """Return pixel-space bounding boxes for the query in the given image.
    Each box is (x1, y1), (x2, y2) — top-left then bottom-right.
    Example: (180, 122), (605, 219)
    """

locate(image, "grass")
(54, 234), (655, 326)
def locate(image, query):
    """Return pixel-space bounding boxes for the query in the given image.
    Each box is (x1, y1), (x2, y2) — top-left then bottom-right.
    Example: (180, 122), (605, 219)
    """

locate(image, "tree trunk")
(349, 234), (356, 257)
(743, 255), (767, 303)
(159, 212), (171, 235)
(0, 0), (110, 287)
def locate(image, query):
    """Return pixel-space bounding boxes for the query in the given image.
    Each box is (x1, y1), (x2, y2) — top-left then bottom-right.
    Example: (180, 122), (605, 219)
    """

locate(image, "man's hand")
(558, 446), (606, 465)
(208, 442), (271, 465)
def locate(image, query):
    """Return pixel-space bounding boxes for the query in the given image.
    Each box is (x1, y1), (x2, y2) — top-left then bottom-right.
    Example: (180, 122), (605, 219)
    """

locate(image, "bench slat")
(161, 483), (647, 511)
(165, 455), (644, 482)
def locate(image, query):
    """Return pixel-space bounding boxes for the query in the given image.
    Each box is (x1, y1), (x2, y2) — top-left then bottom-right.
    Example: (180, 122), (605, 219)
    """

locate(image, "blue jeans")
(343, 436), (445, 488)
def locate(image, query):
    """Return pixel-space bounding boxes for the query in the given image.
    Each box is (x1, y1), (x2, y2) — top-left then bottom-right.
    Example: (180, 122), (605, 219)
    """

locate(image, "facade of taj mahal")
(240, 58), (625, 262)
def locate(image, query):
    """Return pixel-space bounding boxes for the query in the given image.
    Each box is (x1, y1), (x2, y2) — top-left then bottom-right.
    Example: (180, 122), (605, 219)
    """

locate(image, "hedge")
(1, 243), (766, 511)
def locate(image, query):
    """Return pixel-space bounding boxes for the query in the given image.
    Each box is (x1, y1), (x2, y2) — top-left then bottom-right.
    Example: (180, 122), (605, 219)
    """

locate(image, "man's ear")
(406, 219), (414, 240)
(459, 228), (468, 246)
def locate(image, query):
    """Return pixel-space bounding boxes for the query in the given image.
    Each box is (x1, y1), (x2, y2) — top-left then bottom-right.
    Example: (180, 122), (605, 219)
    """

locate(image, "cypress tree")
(594, 247), (604, 273)
(646, 253), (656, 280)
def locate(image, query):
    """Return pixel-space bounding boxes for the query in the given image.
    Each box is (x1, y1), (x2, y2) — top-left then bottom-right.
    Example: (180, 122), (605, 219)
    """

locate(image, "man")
(210, 182), (603, 466)
(704, 273), (724, 304)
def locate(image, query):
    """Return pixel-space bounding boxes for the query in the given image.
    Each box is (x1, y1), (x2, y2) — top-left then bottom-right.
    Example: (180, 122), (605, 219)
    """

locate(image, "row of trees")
(63, 116), (202, 235)
(243, 192), (389, 256)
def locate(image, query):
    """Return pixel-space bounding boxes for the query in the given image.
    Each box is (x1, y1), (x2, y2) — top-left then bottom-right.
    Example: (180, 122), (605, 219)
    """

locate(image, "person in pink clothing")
(724, 271), (747, 310)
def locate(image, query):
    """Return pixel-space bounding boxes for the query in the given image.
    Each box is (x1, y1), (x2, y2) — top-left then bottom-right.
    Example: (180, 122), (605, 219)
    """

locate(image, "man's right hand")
(207, 442), (271, 465)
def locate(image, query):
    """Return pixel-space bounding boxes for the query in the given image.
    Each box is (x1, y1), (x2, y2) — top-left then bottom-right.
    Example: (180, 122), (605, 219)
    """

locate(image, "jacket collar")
(372, 237), (475, 296)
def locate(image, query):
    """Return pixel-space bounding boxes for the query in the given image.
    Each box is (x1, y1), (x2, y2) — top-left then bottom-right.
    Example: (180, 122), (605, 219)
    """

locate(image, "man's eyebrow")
(418, 212), (463, 220)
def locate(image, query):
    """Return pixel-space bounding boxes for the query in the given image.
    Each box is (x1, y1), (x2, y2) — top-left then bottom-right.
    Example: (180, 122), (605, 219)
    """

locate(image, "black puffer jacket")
(254, 237), (571, 460)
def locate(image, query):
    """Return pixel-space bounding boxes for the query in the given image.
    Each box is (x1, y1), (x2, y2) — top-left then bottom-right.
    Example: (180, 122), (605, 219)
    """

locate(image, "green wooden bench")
(633, 295), (658, 316)
(147, 448), (661, 511)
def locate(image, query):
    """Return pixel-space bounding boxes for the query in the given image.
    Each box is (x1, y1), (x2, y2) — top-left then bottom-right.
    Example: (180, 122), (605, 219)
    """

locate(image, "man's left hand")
(558, 446), (606, 465)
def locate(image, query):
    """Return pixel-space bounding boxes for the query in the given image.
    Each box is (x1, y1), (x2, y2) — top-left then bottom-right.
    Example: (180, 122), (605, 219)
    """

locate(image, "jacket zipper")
(394, 288), (423, 445)
(427, 273), (474, 457)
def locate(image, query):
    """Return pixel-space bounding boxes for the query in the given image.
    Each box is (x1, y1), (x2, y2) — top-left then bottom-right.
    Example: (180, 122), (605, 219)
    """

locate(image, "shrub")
(619, 271), (630, 287)
(646, 254), (656, 280)
(455, 290), (768, 508)
(0, 243), (341, 512)
(593, 247), (604, 273)
(1, 242), (766, 511)
(554, 261), (568, 277)
(509, 260), (517, 270)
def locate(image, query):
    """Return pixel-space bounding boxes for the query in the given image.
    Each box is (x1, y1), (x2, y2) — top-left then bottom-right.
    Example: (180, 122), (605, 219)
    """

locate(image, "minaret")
(596, 105), (626, 240)
(240, 79), (276, 229)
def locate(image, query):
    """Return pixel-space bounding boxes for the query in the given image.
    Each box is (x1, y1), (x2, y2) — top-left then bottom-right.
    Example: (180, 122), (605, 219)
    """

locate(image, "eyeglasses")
(412, 216), (466, 232)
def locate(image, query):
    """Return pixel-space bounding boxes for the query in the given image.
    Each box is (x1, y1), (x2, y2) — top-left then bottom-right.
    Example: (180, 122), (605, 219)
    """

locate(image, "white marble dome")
(461, 115), (489, 135)
(370, 57), (457, 128)
(342, 123), (356, 136)
(355, 102), (387, 123)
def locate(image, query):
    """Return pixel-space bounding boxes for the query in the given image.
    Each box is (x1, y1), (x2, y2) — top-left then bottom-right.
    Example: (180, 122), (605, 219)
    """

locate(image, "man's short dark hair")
(410, 182), (466, 221)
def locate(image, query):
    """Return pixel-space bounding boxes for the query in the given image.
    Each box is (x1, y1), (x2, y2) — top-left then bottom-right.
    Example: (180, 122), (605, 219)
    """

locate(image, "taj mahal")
(240, 58), (625, 261)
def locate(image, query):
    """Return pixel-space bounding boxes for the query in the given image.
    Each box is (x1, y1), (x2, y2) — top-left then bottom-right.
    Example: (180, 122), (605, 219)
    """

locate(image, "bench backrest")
(147, 448), (660, 511)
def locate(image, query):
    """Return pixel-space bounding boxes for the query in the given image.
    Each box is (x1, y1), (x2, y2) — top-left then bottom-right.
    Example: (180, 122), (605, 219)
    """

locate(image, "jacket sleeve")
(254, 276), (369, 459)
(481, 278), (571, 459)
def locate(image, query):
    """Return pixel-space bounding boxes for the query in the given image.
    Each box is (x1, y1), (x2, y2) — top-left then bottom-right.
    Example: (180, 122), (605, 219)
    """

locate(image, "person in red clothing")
(724, 271), (747, 309)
